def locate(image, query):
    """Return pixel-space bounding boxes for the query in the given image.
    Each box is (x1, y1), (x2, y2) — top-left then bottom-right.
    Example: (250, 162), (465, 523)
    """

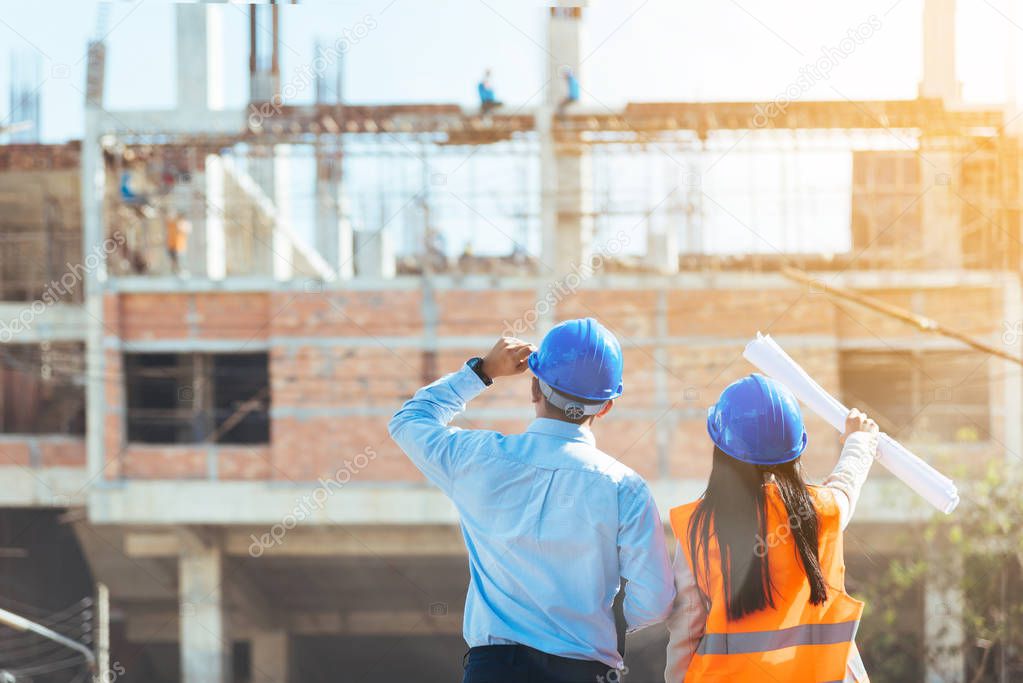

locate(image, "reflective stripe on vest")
(696, 619), (861, 656)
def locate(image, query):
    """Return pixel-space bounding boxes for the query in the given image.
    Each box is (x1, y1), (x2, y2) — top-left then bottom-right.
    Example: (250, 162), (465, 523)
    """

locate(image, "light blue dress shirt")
(388, 364), (675, 668)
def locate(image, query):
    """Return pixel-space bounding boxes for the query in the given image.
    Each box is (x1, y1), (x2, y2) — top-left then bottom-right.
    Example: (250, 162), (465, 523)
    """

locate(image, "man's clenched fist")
(480, 337), (537, 380)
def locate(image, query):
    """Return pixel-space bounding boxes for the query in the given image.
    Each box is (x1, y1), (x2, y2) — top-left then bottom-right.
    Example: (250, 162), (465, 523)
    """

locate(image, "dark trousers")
(462, 645), (617, 683)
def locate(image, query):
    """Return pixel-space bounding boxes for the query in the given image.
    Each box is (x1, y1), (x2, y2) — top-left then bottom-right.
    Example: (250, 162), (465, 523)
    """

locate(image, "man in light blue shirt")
(389, 319), (675, 682)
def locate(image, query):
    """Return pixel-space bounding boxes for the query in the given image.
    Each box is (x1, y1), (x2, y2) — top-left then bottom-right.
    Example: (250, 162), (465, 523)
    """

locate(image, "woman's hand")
(841, 408), (879, 444)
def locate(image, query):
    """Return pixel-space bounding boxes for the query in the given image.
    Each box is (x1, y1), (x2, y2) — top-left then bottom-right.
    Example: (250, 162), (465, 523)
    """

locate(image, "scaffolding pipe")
(782, 267), (1023, 366)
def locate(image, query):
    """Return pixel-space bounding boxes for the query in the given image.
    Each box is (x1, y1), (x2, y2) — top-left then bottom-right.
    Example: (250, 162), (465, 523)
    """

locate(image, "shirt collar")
(525, 417), (596, 446)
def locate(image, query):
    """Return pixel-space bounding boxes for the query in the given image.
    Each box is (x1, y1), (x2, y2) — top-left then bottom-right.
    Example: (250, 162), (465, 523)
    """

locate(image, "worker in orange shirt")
(664, 374), (878, 682)
(166, 211), (191, 275)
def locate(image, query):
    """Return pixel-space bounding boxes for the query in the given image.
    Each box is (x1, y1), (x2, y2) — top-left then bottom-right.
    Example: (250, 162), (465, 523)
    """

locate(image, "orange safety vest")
(669, 484), (865, 683)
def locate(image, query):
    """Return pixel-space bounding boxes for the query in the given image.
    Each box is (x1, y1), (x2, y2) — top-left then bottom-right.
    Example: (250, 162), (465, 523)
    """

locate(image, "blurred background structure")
(2, 1), (1023, 681)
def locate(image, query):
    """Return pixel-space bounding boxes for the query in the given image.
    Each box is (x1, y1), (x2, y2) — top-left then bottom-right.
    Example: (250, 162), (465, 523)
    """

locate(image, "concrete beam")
(105, 331), (980, 357)
(102, 269), (1012, 294)
(99, 109), (245, 136)
(126, 525), (467, 558)
(0, 465), (89, 507)
(124, 531), (181, 558)
(89, 478), (933, 526)
(0, 303), (88, 343)
(126, 609), (460, 642)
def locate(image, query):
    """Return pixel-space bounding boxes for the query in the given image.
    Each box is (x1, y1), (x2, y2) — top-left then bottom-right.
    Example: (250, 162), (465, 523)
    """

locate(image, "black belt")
(464, 645), (613, 678)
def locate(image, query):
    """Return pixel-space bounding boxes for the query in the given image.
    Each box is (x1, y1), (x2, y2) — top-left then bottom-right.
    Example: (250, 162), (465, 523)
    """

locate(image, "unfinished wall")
(0, 143), (82, 302)
(97, 281), (1008, 485)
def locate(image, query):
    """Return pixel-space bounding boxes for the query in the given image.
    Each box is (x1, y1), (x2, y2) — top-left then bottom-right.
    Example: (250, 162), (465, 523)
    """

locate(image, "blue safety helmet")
(528, 318), (624, 403)
(707, 374), (807, 465)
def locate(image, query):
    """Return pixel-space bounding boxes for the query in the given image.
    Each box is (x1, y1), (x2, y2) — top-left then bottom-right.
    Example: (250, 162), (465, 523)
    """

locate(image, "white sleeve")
(664, 541), (707, 683)
(822, 431), (879, 530)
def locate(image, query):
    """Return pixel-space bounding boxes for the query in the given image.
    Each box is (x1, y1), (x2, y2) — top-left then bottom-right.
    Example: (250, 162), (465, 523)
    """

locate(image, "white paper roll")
(743, 333), (959, 514)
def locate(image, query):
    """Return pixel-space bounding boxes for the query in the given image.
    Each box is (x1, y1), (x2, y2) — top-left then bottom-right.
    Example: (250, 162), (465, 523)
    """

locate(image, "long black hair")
(687, 447), (828, 621)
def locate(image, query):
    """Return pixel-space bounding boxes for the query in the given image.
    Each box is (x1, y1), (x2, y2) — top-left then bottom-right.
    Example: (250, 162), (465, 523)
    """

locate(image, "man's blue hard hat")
(527, 318), (624, 402)
(707, 373), (807, 465)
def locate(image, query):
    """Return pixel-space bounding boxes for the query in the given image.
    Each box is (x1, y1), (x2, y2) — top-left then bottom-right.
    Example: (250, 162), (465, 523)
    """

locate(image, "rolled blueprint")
(743, 332), (960, 514)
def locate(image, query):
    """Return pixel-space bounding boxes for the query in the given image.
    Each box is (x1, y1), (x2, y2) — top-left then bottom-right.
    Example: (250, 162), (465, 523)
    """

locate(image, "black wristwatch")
(466, 357), (493, 386)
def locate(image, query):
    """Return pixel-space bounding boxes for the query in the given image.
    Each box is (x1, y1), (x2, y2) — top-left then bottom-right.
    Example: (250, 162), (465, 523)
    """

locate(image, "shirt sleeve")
(822, 431), (879, 530)
(617, 479), (676, 632)
(388, 364), (490, 494)
(664, 541), (707, 683)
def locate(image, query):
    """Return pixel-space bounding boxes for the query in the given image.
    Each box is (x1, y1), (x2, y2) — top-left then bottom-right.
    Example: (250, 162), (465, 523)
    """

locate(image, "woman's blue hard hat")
(707, 373), (807, 465)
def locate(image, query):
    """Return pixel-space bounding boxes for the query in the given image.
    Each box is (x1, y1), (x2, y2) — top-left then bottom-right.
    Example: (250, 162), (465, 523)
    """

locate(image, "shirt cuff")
(449, 363), (489, 403)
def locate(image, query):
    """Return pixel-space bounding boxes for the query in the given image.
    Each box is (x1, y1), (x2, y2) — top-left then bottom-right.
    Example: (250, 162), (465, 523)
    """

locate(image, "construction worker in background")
(165, 210), (191, 276)
(664, 374), (878, 682)
(478, 68), (501, 114)
(390, 318), (675, 683)
(558, 67), (580, 116)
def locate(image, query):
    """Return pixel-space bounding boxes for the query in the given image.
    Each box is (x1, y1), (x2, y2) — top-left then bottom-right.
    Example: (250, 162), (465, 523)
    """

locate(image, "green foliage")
(859, 463), (1023, 682)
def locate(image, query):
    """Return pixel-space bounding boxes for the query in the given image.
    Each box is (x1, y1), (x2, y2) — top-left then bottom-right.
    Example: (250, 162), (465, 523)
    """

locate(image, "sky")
(0, 0), (1021, 257)
(1, 0), (1019, 141)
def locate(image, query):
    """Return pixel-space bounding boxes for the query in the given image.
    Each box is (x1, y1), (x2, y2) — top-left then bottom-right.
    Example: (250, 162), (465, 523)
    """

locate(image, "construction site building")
(1, 2), (1022, 681)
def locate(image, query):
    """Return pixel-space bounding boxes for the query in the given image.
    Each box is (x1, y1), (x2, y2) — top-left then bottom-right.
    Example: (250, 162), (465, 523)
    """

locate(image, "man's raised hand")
(480, 337), (536, 380)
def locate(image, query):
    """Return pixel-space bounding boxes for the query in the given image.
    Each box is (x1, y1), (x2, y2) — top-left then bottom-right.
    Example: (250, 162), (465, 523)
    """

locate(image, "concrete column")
(920, 0), (960, 104)
(551, 149), (593, 273)
(273, 145), (295, 281)
(315, 151), (354, 279)
(541, 3), (592, 275)
(205, 154), (226, 280)
(176, 4), (209, 114)
(82, 78), (107, 488)
(646, 223), (679, 274)
(354, 229), (395, 278)
(180, 541), (231, 683)
(545, 4), (586, 108)
(918, 139), (963, 269)
(251, 630), (290, 683)
(924, 557), (964, 683)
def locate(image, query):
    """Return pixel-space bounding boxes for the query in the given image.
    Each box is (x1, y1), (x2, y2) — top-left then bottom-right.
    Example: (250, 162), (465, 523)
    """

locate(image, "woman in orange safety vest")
(664, 374), (879, 683)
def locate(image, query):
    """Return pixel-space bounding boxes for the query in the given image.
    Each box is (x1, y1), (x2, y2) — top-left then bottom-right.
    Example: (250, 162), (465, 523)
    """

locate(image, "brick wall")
(100, 283), (1004, 484)
(0, 143), (81, 172)
(0, 436), (85, 468)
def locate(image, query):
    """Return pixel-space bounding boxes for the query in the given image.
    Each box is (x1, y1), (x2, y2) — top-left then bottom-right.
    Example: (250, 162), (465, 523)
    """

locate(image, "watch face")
(468, 358), (491, 384)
